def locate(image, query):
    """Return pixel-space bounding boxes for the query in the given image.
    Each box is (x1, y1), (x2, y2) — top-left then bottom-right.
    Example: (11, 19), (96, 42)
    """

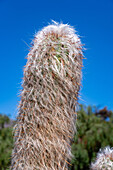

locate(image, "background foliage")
(0, 105), (113, 169)
(0, 114), (14, 170)
(71, 105), (113, 170)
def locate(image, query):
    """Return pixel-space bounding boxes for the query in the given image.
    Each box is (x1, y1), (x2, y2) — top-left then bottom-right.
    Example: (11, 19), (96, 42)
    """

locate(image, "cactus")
(11, 21), (83, 170)
(91, 146), (113, 170)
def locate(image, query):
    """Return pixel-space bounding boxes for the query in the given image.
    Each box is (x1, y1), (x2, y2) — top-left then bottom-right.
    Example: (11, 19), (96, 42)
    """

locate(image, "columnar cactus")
(91, 146), (113, 170)
(11, 22), (83, 170)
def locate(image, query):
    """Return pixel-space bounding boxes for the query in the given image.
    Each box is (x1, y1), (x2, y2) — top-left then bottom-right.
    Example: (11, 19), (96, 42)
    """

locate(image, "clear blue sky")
(0, 0), (113, 119)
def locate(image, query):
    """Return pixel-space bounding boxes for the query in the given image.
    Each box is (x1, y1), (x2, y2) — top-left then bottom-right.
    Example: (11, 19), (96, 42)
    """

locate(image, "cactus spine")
(91, 146), (113, 170)
(11, 22), (83, 170)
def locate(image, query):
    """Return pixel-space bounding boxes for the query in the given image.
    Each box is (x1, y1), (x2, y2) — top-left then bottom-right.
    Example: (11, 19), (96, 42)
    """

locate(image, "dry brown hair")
(11, 22), (83, 170)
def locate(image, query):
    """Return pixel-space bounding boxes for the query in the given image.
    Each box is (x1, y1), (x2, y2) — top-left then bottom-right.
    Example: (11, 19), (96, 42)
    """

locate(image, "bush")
(0, 114), (14, 169)
(71, 105), (113, 170)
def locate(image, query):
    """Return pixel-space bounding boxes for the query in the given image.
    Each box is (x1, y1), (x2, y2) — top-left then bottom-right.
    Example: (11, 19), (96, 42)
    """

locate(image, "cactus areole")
(11, 22), (83, 170)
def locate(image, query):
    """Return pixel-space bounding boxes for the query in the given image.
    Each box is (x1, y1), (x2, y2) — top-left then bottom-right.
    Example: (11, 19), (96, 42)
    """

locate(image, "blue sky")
(0, 0), (113, 119)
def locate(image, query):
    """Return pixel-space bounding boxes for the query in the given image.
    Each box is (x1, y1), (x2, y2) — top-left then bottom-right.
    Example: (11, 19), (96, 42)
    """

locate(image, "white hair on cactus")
(11, 21), (83, 170)
(91, 146), (113, 170)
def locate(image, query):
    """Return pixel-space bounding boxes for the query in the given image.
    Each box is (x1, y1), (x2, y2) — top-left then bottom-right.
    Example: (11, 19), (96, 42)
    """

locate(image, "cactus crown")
(11, 22), (83, 170)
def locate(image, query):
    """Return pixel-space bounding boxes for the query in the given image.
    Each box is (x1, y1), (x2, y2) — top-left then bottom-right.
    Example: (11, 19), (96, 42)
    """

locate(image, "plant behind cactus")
(11, 22), (83, 170)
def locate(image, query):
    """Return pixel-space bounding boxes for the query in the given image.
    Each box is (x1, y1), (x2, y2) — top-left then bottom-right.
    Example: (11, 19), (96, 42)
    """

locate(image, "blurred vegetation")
(70, 105), (113, 170)
(0, 114), (14, 170)
(0, 105), (113, 169)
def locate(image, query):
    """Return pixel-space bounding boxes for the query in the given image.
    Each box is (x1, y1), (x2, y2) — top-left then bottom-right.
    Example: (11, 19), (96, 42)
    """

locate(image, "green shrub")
(0, 115), (14, 169)
(71, 105), (113, 170)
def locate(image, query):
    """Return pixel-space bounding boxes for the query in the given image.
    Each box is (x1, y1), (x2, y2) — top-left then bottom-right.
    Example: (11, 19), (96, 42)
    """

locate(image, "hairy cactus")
(91, 146), (113, 170)
(11, 21), (83, 170)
